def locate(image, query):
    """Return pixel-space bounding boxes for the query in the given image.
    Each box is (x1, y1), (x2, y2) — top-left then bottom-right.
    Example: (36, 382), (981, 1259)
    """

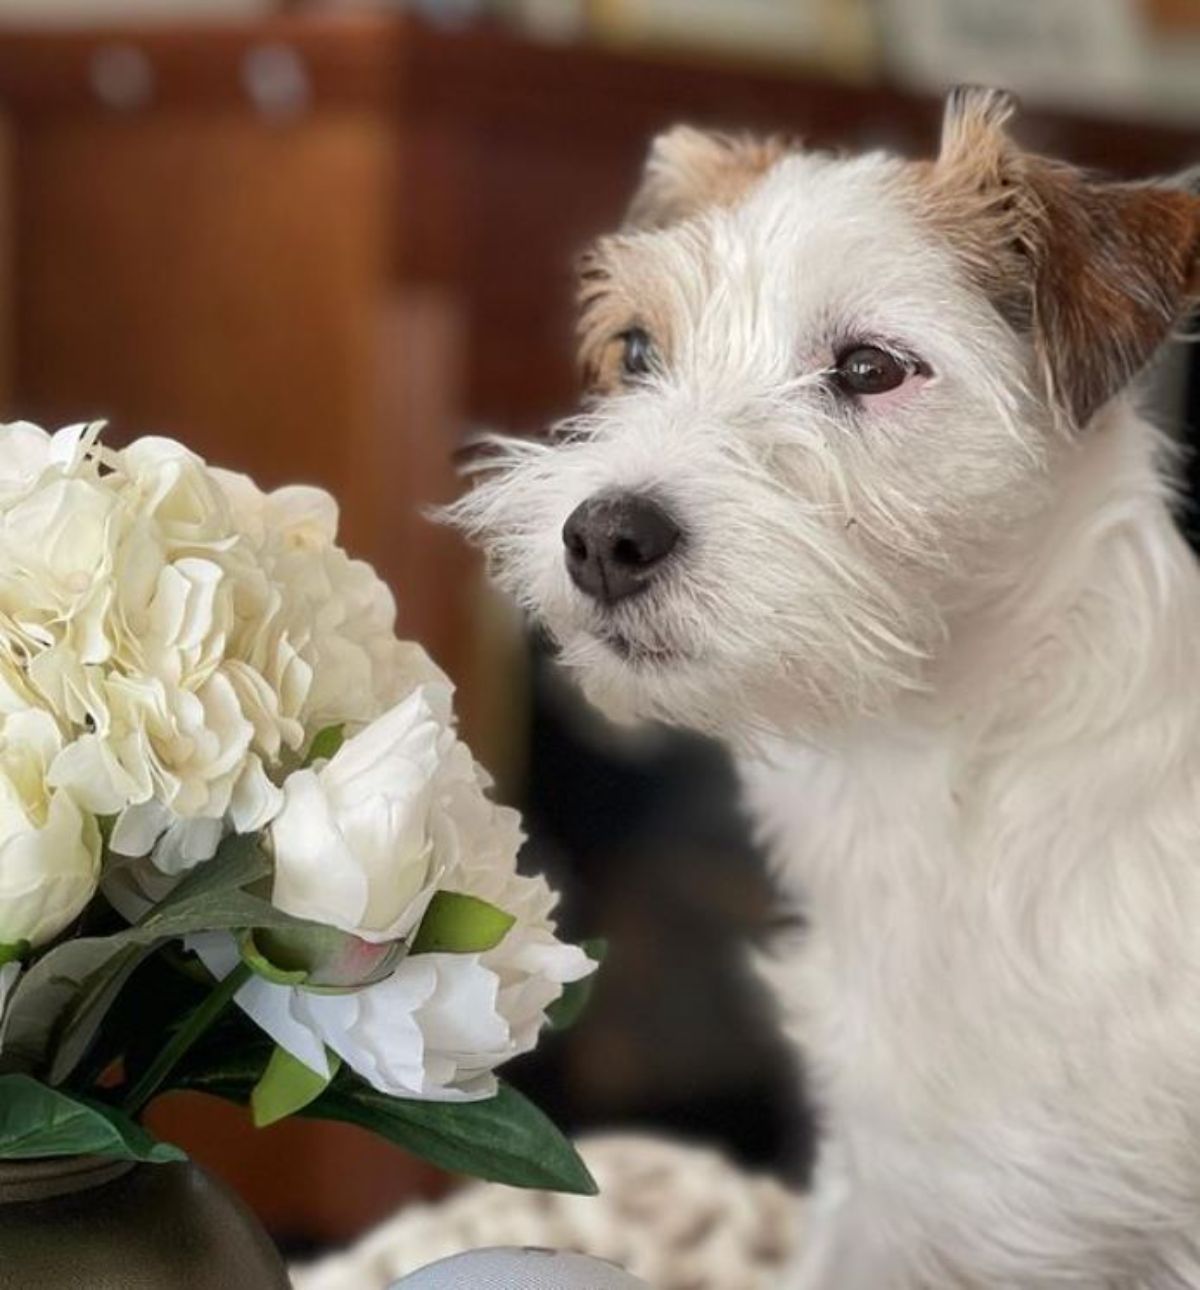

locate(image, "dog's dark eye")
(619, 327), (656, 382)
(832, 345), (911, 396)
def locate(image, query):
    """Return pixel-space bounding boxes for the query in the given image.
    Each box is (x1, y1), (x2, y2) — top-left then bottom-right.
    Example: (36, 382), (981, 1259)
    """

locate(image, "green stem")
(122, 962), (253, 1118)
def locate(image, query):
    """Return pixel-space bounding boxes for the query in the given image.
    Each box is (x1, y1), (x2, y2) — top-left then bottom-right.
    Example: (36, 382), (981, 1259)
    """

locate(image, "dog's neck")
(914, 396), (1197, 749)
(742, 393), (1200, 932)
(744, 395), (1199, 883)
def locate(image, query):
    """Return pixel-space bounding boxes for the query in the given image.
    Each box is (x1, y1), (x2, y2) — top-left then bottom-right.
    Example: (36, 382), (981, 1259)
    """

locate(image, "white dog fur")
(450, 89), (1200, 1288)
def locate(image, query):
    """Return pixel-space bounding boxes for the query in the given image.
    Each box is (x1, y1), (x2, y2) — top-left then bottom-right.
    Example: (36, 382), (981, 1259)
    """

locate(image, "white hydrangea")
(0, 424), (424, 876)
(0, 709), (100, 948)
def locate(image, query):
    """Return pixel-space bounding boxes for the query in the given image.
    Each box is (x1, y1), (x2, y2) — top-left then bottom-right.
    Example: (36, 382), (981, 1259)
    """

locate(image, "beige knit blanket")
(291, 1135), (800, 1290)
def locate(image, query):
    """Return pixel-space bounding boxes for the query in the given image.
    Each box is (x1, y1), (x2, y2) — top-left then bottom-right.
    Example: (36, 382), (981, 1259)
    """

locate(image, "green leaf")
(238, 931), (309, 987)
(1, 939), (142, 1078)
(0, 1075), (184, 1164)
(2, 833), (312, 1083)
(251, 1047), (339, 1128)
(242, 925), (405, 992)
(161, 1042), (273, 1099)
(545, 938), (607, 1032)
(148, 832), (273, 910)
(410, 892), (516, 955)
(0, 941), (28, 968)
(303, 724), (345, 767)
(171, 1053), (596, 1196)
(307, 1077), (598, 1195)
(47, 944), (153, 1086)
(126, 833), (319, 946)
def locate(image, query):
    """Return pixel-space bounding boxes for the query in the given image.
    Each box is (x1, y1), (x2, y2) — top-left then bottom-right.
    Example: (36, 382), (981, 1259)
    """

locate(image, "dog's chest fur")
(740, 409), (1200, 1286)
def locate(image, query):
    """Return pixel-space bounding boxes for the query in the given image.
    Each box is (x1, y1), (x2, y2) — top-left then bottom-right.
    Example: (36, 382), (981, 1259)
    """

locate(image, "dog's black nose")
(562, 493), (681, 605)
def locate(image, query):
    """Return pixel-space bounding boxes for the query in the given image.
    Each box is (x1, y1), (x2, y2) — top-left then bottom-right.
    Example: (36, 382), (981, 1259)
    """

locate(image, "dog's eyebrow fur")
(912, 86), (1200, 429)
(575, 129), (791, 391)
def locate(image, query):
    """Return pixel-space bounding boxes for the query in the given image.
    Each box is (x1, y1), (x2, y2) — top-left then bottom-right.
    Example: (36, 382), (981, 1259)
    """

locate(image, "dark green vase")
(0, 1155), (291, 1289)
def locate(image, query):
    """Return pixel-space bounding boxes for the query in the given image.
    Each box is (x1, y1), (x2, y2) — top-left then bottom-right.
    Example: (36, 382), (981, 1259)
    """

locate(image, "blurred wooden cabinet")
(0, 16), (473, 1247)
(0, 16), (474, 704)
(0, 10), (1193, 1248)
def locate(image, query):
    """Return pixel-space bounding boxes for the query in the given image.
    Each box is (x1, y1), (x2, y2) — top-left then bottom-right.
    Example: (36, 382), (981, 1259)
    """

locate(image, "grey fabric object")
(393, 1248), (650, 1289)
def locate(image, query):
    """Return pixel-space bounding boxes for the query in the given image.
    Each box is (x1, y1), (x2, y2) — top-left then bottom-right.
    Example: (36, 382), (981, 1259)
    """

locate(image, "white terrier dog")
(450, 88), (1200, 1289)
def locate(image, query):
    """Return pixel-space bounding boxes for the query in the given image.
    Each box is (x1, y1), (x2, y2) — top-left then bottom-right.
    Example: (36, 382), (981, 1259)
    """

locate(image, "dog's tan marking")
(918, 86), (1200, 427)
(576, 128), (789, 394)
(625, 126), (791, 231)
(575, 237), (678, 394)
(578, 131), (789, 394)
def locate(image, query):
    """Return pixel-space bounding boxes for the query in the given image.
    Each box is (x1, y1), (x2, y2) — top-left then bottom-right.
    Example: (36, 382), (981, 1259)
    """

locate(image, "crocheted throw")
(292, 1135), (801, 1290)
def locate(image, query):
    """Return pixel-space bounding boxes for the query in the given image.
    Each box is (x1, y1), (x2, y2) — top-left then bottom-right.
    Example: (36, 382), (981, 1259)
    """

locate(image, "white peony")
(192, 721), (595, 1102)
(205, 730), (591, 1099)
(0, 709), (100, 948)
(190, 922), (594, 1103)
(270, 686), (453, 943)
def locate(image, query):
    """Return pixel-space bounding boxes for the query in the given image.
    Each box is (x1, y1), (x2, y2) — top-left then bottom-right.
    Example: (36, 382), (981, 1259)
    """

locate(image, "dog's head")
(451, 89), (1200, 743)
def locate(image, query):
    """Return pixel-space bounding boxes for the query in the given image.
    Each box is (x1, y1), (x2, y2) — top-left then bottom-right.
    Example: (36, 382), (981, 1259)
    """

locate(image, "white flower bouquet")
(0, 422), (600, 1194)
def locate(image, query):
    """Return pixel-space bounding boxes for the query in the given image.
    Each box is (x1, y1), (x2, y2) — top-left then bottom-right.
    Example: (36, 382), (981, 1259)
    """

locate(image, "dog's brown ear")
(1023, 168), (1200, 428)
(625, 126), (789, 230)
(933, 86), (1200, 428)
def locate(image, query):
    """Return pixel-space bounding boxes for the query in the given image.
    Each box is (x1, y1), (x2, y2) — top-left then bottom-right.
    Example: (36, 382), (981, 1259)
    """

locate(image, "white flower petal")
(230, 754), (283, 834)
(270, 689), (452, 943)
(111, 799), (173, 858)
(48, 734), (148, 816)
(187, 931), (331, 1079)
(414, 954), (509, 1060)
(0, 788), (100, 947)
(151, 816), (224, 875)
(270, 768), (371, 932)
(316, 958), (438, 1097)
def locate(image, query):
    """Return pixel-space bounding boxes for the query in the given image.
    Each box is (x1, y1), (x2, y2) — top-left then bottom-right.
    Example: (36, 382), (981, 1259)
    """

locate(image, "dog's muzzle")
(561, 492), (682, 607)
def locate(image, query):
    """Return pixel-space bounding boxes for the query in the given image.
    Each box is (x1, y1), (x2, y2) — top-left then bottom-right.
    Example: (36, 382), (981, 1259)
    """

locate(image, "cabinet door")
(9, 102), (469, 1246)
(14, 113), (388, 496)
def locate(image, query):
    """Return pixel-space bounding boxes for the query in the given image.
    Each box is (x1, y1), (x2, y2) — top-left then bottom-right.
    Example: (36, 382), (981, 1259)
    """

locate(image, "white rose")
(270, 687), (454, 943)
(0, 710), (101, 947)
